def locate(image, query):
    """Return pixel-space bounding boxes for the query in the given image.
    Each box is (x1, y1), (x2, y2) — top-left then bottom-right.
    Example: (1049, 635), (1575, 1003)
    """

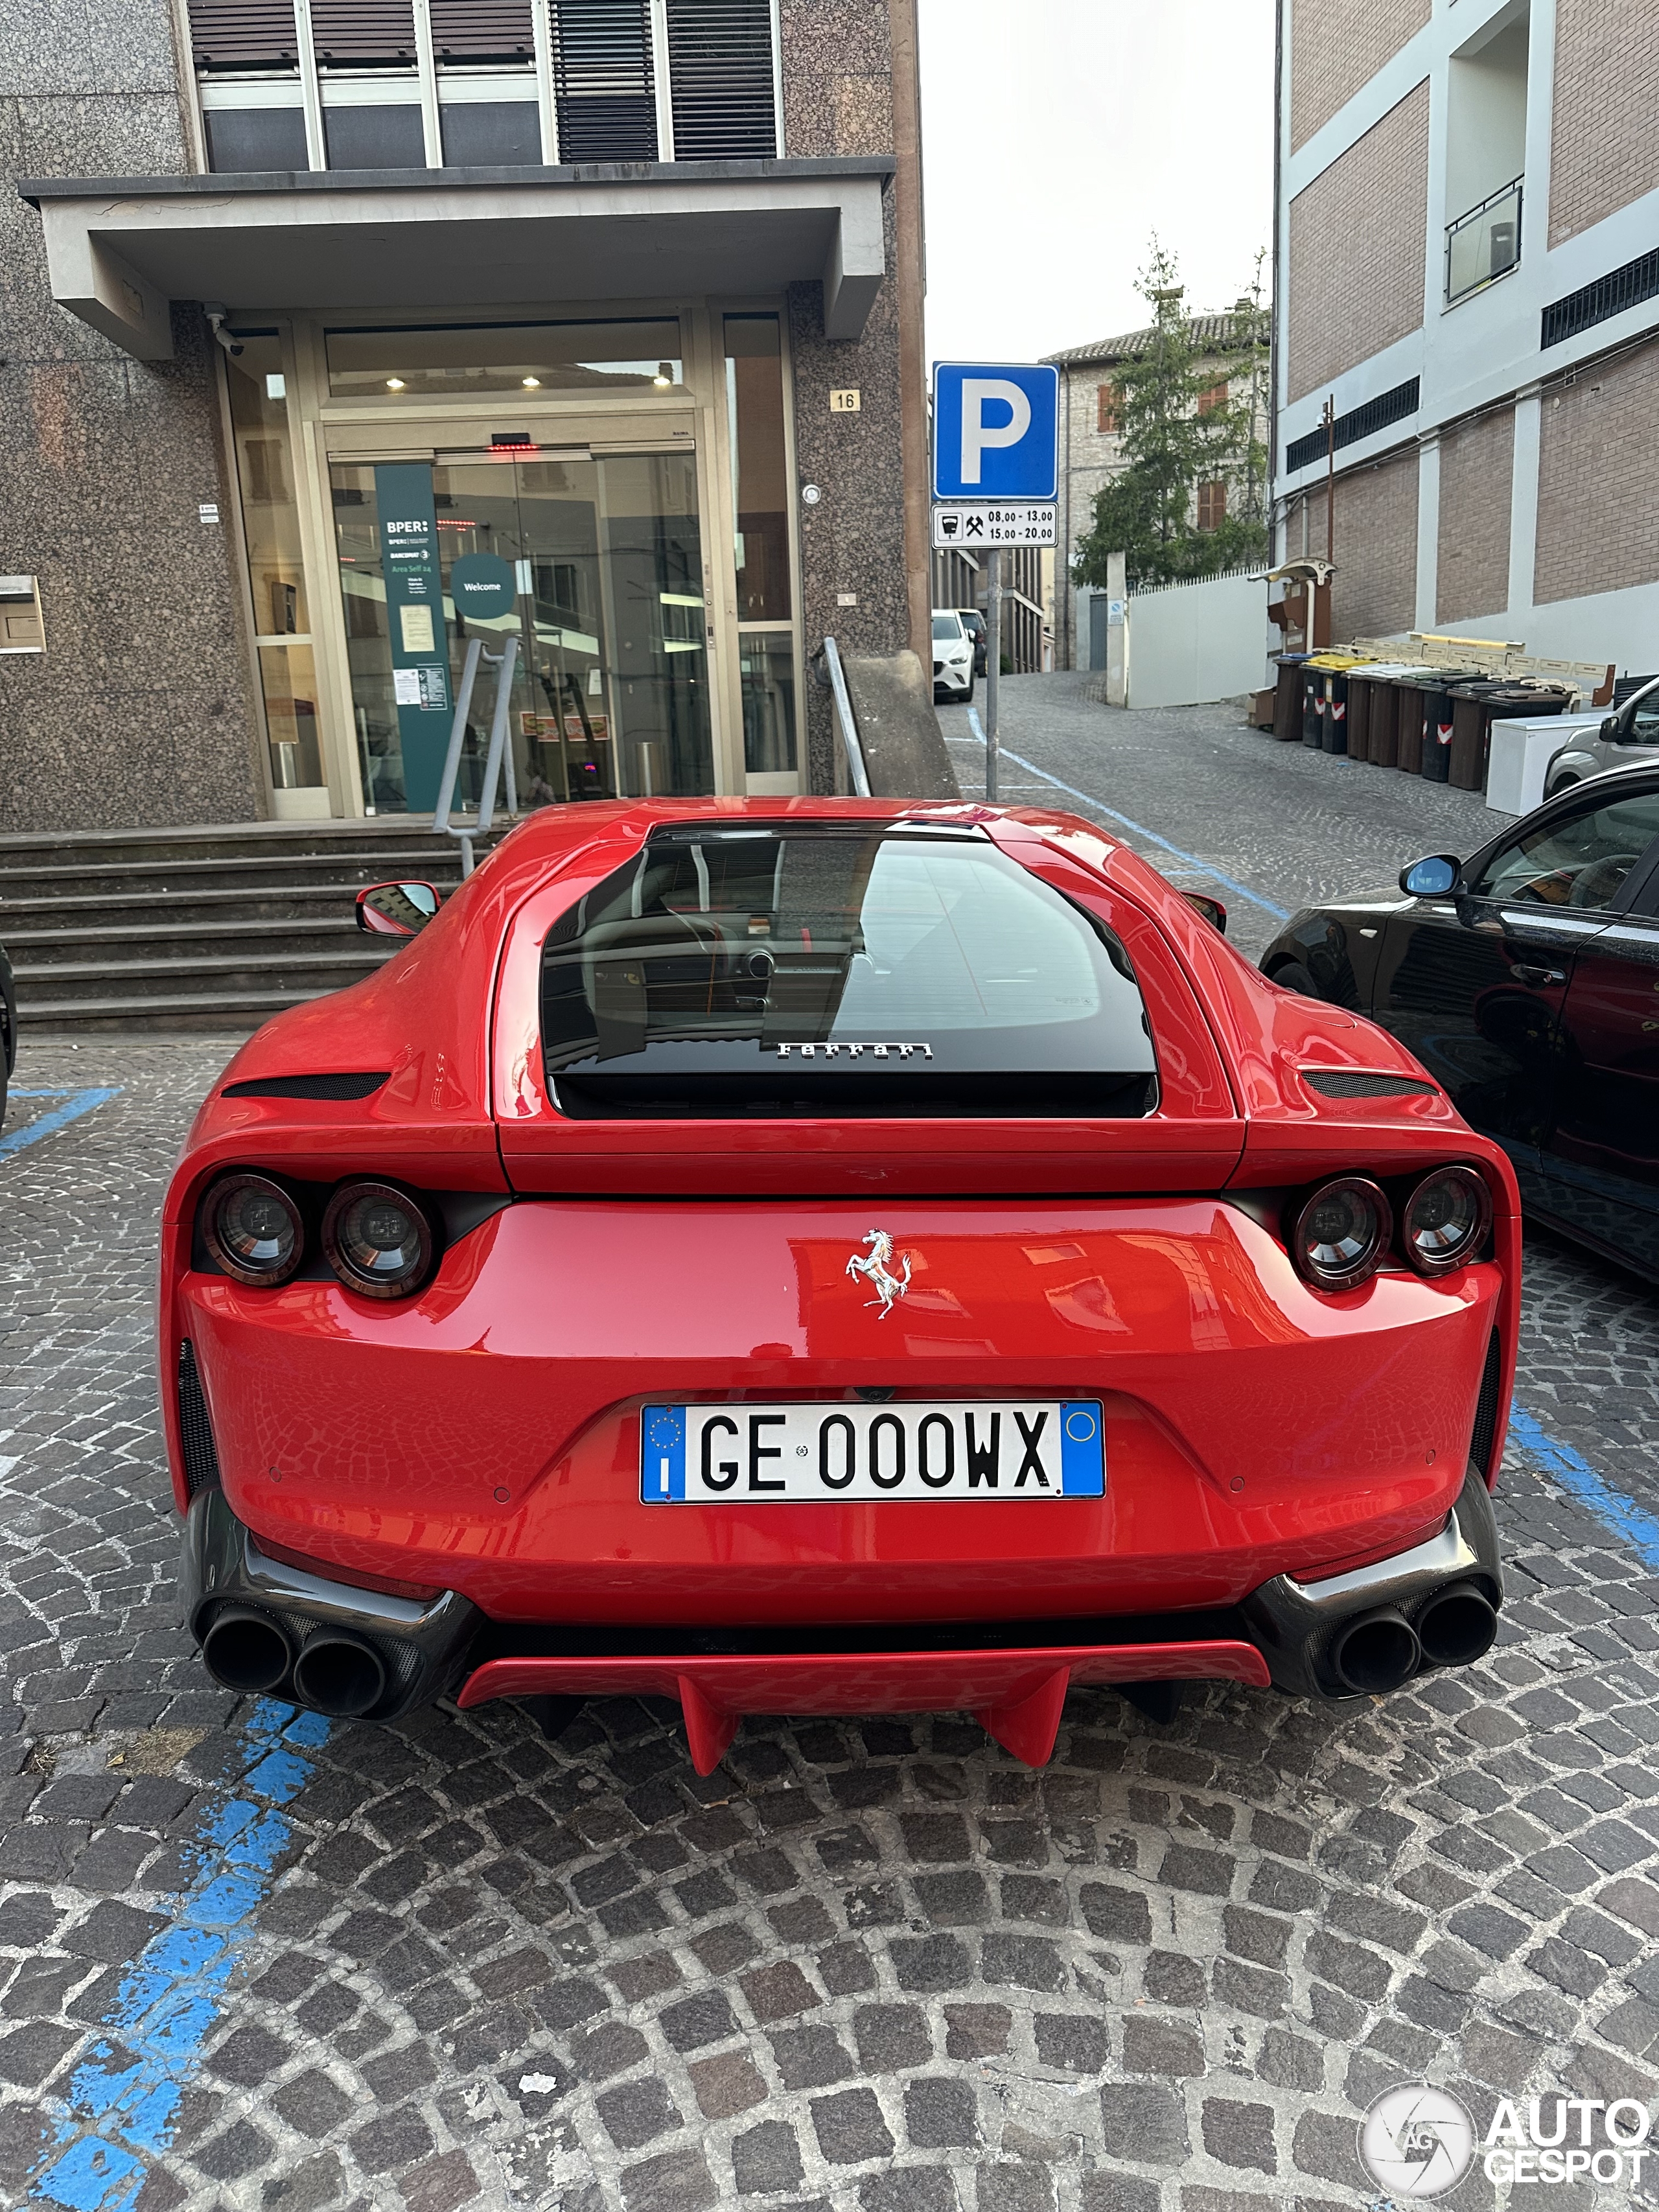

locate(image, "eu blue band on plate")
(1060, 1401), (1104, 1495)
(643, 1406), (686, 1501)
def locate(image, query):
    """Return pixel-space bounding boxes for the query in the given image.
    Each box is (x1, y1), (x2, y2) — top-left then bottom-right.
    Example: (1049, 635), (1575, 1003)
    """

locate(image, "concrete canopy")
(18, 157), (892, 362)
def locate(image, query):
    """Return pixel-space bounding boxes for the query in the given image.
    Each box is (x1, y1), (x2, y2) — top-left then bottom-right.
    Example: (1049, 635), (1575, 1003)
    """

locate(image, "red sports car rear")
(163, 801), (1517, 1769)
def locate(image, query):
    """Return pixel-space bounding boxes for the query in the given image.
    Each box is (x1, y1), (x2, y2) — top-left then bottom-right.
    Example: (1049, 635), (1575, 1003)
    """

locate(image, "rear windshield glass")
(539, 826), (1157, 1119)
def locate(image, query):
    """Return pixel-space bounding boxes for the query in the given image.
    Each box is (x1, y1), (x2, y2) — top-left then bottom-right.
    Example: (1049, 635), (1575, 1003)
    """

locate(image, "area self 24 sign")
(933, 362), (1060, 501)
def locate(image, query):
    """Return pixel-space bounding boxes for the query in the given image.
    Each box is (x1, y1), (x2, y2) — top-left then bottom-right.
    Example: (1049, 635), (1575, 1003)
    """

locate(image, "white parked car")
(1546, 673), (1659, 797)
(931, 609), (975, 703)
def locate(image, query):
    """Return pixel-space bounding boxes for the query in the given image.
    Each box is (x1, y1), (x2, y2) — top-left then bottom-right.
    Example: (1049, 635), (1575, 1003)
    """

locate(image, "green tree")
(1072, 244), (1270, 592)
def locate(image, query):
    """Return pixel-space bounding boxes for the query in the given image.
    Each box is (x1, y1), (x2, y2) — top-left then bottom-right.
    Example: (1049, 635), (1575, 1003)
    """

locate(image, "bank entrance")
(331, 442), (712, 814)
(221, 306), (806, 819)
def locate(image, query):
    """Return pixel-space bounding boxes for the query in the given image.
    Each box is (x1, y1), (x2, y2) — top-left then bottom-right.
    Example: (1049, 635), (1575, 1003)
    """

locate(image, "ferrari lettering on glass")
(163, 798), (1518, 1775)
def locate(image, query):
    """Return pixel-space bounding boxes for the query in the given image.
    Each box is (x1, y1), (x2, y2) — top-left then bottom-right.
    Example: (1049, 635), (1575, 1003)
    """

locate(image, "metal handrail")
(432, 633), (520, 877)
(820, 635), (871, 797)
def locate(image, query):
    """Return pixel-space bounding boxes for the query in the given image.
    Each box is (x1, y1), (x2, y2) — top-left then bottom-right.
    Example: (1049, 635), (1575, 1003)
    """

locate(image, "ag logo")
(1358, 2084), (1476, 2198)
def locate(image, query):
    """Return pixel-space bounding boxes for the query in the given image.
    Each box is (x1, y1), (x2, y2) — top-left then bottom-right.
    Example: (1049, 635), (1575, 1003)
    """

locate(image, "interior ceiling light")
(653, 362), (673, 387)
(386, 377), (406, 391)
(522, 376), (541, 388)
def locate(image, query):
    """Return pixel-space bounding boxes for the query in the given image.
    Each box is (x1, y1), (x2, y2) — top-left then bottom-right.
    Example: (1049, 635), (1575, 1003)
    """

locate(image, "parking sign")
(933, 362), (1060, 501)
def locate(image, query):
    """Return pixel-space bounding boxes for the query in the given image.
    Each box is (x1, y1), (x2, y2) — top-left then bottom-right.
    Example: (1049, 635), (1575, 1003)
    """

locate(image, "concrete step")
(0, 817), (481, 873)
(5, 917), (372, 960)
(19, 987), (336, 1034)
(0, 850), (470, 900)
(0, 885), (419, 928)
(0, 813), (504, 1032)
(12, 947), (392, 1010)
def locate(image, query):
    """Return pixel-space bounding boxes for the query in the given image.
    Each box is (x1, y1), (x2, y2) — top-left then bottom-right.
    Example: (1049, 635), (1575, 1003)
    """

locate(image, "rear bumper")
(181, 1468), (1501, 1765)
(173, 1196), (1510, 1625)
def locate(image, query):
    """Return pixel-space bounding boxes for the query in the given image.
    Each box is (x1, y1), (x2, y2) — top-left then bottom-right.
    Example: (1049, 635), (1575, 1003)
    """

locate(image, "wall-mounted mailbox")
(0, 576), (45, 654)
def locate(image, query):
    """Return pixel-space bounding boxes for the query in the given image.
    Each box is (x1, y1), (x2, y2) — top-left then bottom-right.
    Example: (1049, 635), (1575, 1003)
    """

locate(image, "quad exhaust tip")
(202, 1605), (293, 1695)
(1417, 1581), (1498, 1668)
(292, 1630), (388, 1718)
(1330, 1605), (1421, 1695)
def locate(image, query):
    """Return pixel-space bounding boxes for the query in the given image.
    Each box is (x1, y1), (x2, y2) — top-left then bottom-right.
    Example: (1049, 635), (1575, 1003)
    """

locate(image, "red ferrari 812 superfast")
(164, 800), (1516, 1769)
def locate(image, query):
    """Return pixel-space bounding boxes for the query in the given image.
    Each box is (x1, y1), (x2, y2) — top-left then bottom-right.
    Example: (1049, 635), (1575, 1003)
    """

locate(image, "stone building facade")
(3, 0), (927, 831)
(1045, 312), (1271, 672)
(1274, 0), (1659, 669)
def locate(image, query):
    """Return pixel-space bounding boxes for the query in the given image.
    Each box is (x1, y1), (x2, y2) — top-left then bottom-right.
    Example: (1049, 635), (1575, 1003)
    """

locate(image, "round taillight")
(1291, 1176), (1392, 1290)
(203, 1174), (304, 1286)
(1401, 1165), (1491, 1277)
(322, 1182), (434, 1299)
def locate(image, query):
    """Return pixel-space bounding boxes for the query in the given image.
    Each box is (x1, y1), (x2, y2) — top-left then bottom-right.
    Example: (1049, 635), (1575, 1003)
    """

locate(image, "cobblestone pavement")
(2, 698), (1658, 2212)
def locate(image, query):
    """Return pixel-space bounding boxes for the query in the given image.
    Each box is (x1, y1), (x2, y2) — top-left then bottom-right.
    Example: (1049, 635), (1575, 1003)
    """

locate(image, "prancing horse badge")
(845, 1230), (912, 1318)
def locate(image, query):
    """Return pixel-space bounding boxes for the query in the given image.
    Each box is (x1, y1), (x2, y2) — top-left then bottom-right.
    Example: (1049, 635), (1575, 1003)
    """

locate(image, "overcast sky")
(916, 0), (1276, 368)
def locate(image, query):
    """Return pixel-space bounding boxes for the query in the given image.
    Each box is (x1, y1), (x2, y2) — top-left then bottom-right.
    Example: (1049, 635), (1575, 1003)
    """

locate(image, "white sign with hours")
(931, 502), (1056, 548)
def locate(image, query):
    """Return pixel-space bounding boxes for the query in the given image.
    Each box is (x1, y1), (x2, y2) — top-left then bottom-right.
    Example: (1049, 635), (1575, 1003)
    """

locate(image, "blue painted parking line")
(1, 1087), (120, 1161)
(1508, 1404), (1659, 1576)
(30, 1700), (331, 2210)
(962, 708), (1291, 920)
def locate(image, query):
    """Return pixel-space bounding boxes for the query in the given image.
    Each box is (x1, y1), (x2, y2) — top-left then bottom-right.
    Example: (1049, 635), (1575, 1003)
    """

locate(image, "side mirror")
(1400, 855), (1460, 898)
(1601, 716), (1618, 739)
(1182, 892), (1227, 934)
(356, 881), (441, 937)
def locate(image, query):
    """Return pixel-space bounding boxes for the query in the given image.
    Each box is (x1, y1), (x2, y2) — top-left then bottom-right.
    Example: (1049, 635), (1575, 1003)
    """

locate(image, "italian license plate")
(640, 1401), (1104, 1504)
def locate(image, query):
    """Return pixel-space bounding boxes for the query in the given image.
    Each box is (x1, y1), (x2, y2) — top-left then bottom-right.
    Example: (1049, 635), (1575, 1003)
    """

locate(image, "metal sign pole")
(984, 545), (1002, 802)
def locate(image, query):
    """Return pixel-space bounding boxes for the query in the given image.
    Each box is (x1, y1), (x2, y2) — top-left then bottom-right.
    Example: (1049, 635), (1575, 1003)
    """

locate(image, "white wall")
(1124, 572), (1273, 709)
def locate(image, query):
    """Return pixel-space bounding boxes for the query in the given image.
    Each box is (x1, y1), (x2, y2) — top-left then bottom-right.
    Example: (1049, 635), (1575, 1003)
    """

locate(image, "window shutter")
(428, 0), (533, 62)
(1196, 481), (1226, 531)
(309, 0), (417, 64)
(1096, 383), (1122, 435)
(1197, 379), (1229, 416)
(666, 0), (777, 161)
(189, 0), (300, 70)
(549, 0), (658, 161)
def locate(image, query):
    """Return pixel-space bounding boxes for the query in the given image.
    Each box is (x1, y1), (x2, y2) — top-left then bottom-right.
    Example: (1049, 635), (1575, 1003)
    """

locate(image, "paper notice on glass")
(393, 668), (422, 706)
(399, 603), (435, 655)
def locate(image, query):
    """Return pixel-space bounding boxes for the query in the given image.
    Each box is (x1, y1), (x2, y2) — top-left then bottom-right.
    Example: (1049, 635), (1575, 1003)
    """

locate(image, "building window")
(667, 0), (778, 158)
(224, 331), (326, 791)
(323, 317), (683, 397)
(550, 0), (658, 159)
(192, 0), (780, 169)
(1197, 379), (1229, 417)
(1196, 480), (1227, 531)
(724, 314), (791, 622)
(1096, 382), (1122, 434)
(739, 633), (796, 773)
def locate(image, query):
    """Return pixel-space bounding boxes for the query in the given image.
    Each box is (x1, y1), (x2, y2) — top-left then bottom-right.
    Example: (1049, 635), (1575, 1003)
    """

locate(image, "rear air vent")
(178, 1341), (223, 1496)
(1468, 1328), (1504, 1478)
(189, 0), (300, 69)
(1300, 1069), (1439, 1099)
(550, 0), (658, 161)
(666, 0), (778, 159)
(222, 1072), (391, 1100)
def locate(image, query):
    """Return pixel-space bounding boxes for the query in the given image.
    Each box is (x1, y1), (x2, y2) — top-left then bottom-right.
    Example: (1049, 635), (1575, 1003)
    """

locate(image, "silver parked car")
(1546, 673), (1659, 797)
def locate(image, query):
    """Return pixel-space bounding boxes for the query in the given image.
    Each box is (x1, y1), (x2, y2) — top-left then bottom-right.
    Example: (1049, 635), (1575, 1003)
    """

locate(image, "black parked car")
(957, 609), (989, 677)
(1262, 763), (1659, 1282)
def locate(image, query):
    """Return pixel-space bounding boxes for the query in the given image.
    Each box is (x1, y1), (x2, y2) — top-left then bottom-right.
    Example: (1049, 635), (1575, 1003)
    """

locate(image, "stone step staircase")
(0, 819), (493, 1034)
